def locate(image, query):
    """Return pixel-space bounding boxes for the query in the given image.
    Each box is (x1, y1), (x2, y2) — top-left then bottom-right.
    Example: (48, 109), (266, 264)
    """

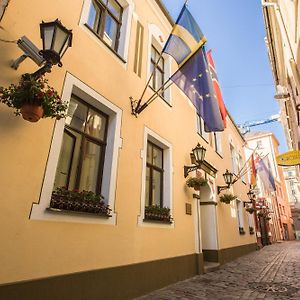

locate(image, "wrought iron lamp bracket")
(184, 165), (200, 178)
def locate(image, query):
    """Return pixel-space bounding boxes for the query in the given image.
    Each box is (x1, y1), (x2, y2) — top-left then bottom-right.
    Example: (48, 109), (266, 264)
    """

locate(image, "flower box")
(144, 205), (173, 223)
(49, 187), (111, 217)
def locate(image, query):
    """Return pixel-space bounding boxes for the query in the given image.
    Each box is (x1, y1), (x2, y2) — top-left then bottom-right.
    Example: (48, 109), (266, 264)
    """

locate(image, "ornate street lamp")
(33, 19), (72, 78)
(184, 143), (206, 178)
(217, 169), (236, 194)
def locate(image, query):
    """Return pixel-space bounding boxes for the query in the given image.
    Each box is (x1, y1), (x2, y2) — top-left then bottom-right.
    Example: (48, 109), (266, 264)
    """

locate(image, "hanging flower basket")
(245, 207), (256, 214)
(0, 74), (67, 122)
(186, 177), (207, 191)
(219, 193), (237, 204)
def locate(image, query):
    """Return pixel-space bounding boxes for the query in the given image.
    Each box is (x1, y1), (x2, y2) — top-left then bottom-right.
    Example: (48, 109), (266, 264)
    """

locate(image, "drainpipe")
(0, 0), (9, 23)
(261, 0), (300, 91)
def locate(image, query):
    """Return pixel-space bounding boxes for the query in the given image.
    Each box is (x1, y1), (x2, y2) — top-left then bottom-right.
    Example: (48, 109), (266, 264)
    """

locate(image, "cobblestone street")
(137, 241), (300, 300)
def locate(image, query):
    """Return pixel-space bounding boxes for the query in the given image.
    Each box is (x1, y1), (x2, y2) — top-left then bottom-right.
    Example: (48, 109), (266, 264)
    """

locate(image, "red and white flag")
(206, 49), (227, 127)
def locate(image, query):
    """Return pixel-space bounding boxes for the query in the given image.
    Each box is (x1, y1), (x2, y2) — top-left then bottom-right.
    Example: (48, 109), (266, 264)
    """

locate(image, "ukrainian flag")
(163, 5), (206, 66)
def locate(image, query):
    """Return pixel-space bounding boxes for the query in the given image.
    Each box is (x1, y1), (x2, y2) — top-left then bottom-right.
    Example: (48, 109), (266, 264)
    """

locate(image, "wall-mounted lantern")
(32, 19), (72, 78)
(11, 19), (72, 78)
(217, 169), (237, 194)
(184, 143), (206, 178)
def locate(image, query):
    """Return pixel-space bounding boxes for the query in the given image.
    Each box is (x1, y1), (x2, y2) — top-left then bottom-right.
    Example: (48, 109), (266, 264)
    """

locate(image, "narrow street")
(137, 241), (300, 300)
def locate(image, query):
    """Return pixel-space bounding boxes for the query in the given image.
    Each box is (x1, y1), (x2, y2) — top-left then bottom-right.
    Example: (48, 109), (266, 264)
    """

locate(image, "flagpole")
(134, 55), (163, 112)
(133, 2), (188, 114)
(136, 80), (174, 114)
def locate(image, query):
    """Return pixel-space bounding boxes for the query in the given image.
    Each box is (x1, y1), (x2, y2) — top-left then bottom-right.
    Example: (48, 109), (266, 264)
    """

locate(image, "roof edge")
(154, 0), (174, 25)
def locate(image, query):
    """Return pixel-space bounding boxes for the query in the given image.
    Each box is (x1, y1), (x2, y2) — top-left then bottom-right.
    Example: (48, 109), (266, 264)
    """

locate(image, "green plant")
(50, 187), (111, 216)
(186, 177), (207, 188)
(239, 227), (246, 234)
(144, 205), (173, 223)
(249, 226), (255, 234)
(145, 205), (170, 216)
(0, 73), (68, 119)
(219, 193), (237, 204)
(246, 207), (256, 214)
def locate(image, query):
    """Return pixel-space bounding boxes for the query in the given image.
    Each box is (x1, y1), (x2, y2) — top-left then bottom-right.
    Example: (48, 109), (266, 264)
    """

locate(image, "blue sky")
(162, 0), (287, 152)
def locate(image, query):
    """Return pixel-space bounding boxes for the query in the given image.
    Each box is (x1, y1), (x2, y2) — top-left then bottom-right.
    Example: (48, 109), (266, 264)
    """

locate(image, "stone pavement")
(136, 241), (300, 300)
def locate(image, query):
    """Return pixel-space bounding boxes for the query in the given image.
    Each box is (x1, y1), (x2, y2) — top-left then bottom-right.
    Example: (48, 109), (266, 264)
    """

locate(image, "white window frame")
(214, 132), (222, 155)
(197, 114), (210, 143)
(30, 73), (122, 225)
(79, 0), (134, 62)
(147, 24), (172, 105)
(236, 199), (244, 230)
(138, 127), (174, 228)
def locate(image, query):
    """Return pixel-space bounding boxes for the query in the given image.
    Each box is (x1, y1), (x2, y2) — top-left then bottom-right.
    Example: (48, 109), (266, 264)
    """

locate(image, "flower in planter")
(245, 207), (256, 214)
(144, 205), (173, 223)
(239, 227), (246, 235)
(186, 177), (207, 191)
(0, 73), (68, 122)
(219, 193), (237, 204)
(50, 187), (111, 216)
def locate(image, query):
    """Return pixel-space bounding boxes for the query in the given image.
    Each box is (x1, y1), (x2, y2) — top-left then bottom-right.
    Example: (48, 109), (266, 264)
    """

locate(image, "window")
(197, 114), (210, 142)
(145, 142), (164, 207)
(54, 96), (108, 194)
(138, 128), (173, 227)
(230, 144), (238, 174)
(150, 45), (165, 96)
(236, 199), (244, 232)
(238, 154), (245, 182)
(87, 0), (123, 51)
(214, 132), (222, 155)
(30, 73), (122, 225)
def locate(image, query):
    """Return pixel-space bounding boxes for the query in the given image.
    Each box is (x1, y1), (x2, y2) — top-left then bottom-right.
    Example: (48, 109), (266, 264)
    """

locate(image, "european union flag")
(163, 5), (206, 66)
(171, 47), (224, 132)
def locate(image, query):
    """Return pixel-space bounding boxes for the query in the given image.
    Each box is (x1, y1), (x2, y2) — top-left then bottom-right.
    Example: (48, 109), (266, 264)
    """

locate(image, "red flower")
(47, 90), (54, 97)
(37, 91), (44, 98)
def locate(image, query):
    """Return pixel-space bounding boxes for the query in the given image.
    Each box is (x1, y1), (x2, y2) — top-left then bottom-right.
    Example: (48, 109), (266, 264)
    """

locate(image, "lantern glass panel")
(43, 25), (55, 50)
(60, 35), (71, 58)
(53, 26), (68, 55)
(223, 171), (233, 185)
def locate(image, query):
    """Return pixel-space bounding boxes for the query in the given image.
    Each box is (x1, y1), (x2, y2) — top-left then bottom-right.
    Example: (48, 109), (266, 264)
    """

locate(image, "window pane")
(152, 170), (162, 206)
(156, 69), (163, 89)
(87, 1), (101, 33)
(54, 131), (75, 189)
(66, 98), (88, 132)
(104, 14), (118, 48)
(108, 0), (122, 19)
(85, 109), (107, 140)
(145, 167), (150, 206)
(150, 62), (155, 89)
(147, 143), (152, 164)
(158, 57), (164, 69)
(153, 146), (163, 168)
(151, 46), (156, 61)
(79, 140), (102, 193)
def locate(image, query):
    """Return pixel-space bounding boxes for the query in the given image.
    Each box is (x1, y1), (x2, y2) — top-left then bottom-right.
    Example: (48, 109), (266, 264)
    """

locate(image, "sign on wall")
(276, 150), (300, 166)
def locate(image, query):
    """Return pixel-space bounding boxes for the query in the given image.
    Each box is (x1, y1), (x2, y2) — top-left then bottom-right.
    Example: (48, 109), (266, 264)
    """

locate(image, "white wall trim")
(137, 127), (174, 228)
(30, 72), (122, 225)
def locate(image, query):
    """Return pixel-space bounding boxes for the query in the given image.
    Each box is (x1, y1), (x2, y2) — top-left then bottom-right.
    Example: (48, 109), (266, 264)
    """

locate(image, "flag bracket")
(130, 97), (139, 117)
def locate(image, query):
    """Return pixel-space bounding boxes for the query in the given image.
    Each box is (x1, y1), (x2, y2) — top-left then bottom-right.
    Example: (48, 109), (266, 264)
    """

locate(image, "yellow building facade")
(0, 0), (256, 298)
